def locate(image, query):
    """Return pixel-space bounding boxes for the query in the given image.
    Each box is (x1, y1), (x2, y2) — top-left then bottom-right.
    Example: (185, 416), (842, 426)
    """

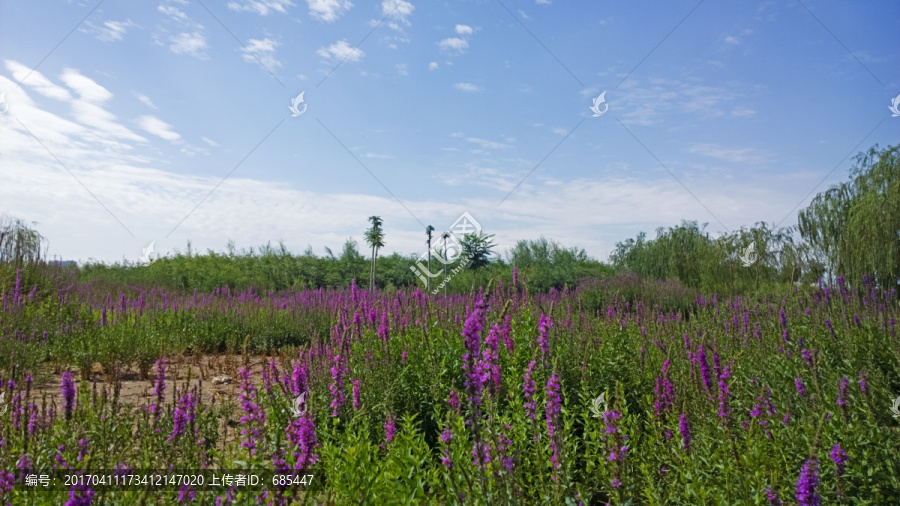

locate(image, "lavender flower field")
(1, 270), (899, 505)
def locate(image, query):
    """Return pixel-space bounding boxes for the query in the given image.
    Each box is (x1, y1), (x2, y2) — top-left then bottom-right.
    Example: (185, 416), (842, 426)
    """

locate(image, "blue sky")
(1, 0), (898, 265)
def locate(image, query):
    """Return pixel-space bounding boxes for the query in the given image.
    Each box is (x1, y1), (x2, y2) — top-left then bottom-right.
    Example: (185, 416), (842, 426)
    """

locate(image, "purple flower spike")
(795, 458), (821, 506)
(61, 371), (76, 421)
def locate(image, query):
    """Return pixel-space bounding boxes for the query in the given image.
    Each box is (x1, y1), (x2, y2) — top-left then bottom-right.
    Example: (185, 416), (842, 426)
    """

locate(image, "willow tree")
(0, 215), (45, 268)
(798, 144), (899, 288)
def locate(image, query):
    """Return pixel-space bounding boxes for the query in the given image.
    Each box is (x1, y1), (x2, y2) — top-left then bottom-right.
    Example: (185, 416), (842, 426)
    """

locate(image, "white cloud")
(306, 0), (352, 22)
(241, 38), (282, 69)
(317, 39), (364, 62)
(428, 62), (438, 70)
(136, 94), (157, 109)
(552, 127), (567, 135)
(60, 69), (112, 104)
(724, 36), (740, 45)
(439, 37), (468, 52)
(536, 0), (551, 4)
(201, 137), (219, 147)
(382, 0), (414, 25)
(83, 19), (137, 42)
(170, 32), (208, 59)
(4, 61), (72, 101)
(396, 63), (408, 76)
(137, 115), (181, 142)
(455, 24), (473, 35)
(454, 82), (481, 92)
(688, 143), (768, 164)
(228, 0), (294, 16)
(158, 5), (189, 23)
(466, 137), (509, 149)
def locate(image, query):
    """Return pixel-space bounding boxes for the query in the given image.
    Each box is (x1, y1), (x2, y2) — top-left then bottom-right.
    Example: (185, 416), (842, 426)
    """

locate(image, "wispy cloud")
(241, 38), (282, 69)
(466, 137), (510, 149)
(317, 39), (365, 62)
(228, 0), (295, 16)
(137, 115), (181, 142)
(688, 143), (769, 164)
(439, 37), (468, 52)
(454, 82), (481, 92)
(382, 0), (414, 25)
(158, 5), (190, 24)
(428, 61), (438, 70)
(5, 61), (72, 101)
(82, 19), (137, 42)
(169, 32), (208, 59)
(135, 93), (157, 109)
(455, 24), (473, 36)
(305, 0), (352, 22)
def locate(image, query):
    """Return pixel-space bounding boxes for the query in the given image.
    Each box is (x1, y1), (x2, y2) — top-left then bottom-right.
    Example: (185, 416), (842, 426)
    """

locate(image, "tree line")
(1, 144), (896, 295)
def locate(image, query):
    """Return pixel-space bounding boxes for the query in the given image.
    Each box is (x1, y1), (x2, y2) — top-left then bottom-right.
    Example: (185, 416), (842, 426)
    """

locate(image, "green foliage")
(799, 144), (900, 289)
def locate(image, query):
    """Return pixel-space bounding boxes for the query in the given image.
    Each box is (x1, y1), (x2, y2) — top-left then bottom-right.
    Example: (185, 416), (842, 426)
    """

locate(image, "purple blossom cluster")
(653, 359), (675, 417)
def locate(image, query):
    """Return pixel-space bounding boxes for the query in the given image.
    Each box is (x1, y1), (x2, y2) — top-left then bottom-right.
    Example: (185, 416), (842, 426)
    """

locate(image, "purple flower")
(795, 378), (806, 398)
(65, 479), (95, 506)
(352, 380), (362, 411)
(61, 371), (76, 421)
(830, 444), (848, 476)
(825, 319), (835, 338)
(382, 414), (396, 447)
(679, 413), (691, 451)
(238, 367), (265, 455)
(836, 377), (849, 407)
(545, 374), (562, 469)
(448, 390), (460, 414)
(697, 345), (713, 393)
(801, 349), (813, 367)
(462, 295), (488, 405)
(780, 308), (788, 329)
(717, 367), (732, 420)
(795, 458), (821, 506)
(480, 325), (502, 395)
(170, 390), (197, 441)
(440, 429), (453, 468)
(610, 478), (622, 488)
(858, 372), (868, 393)
(286, 414), (318, 471)
(512, 266), (518, 287)
(329, 354), (345, 416)
(654, 359), (675, 417)
(378, 311), (390, 342)
(766, 487), (782, 505)
(537, 314), (552, 362)
(290, 361), (307, 398)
